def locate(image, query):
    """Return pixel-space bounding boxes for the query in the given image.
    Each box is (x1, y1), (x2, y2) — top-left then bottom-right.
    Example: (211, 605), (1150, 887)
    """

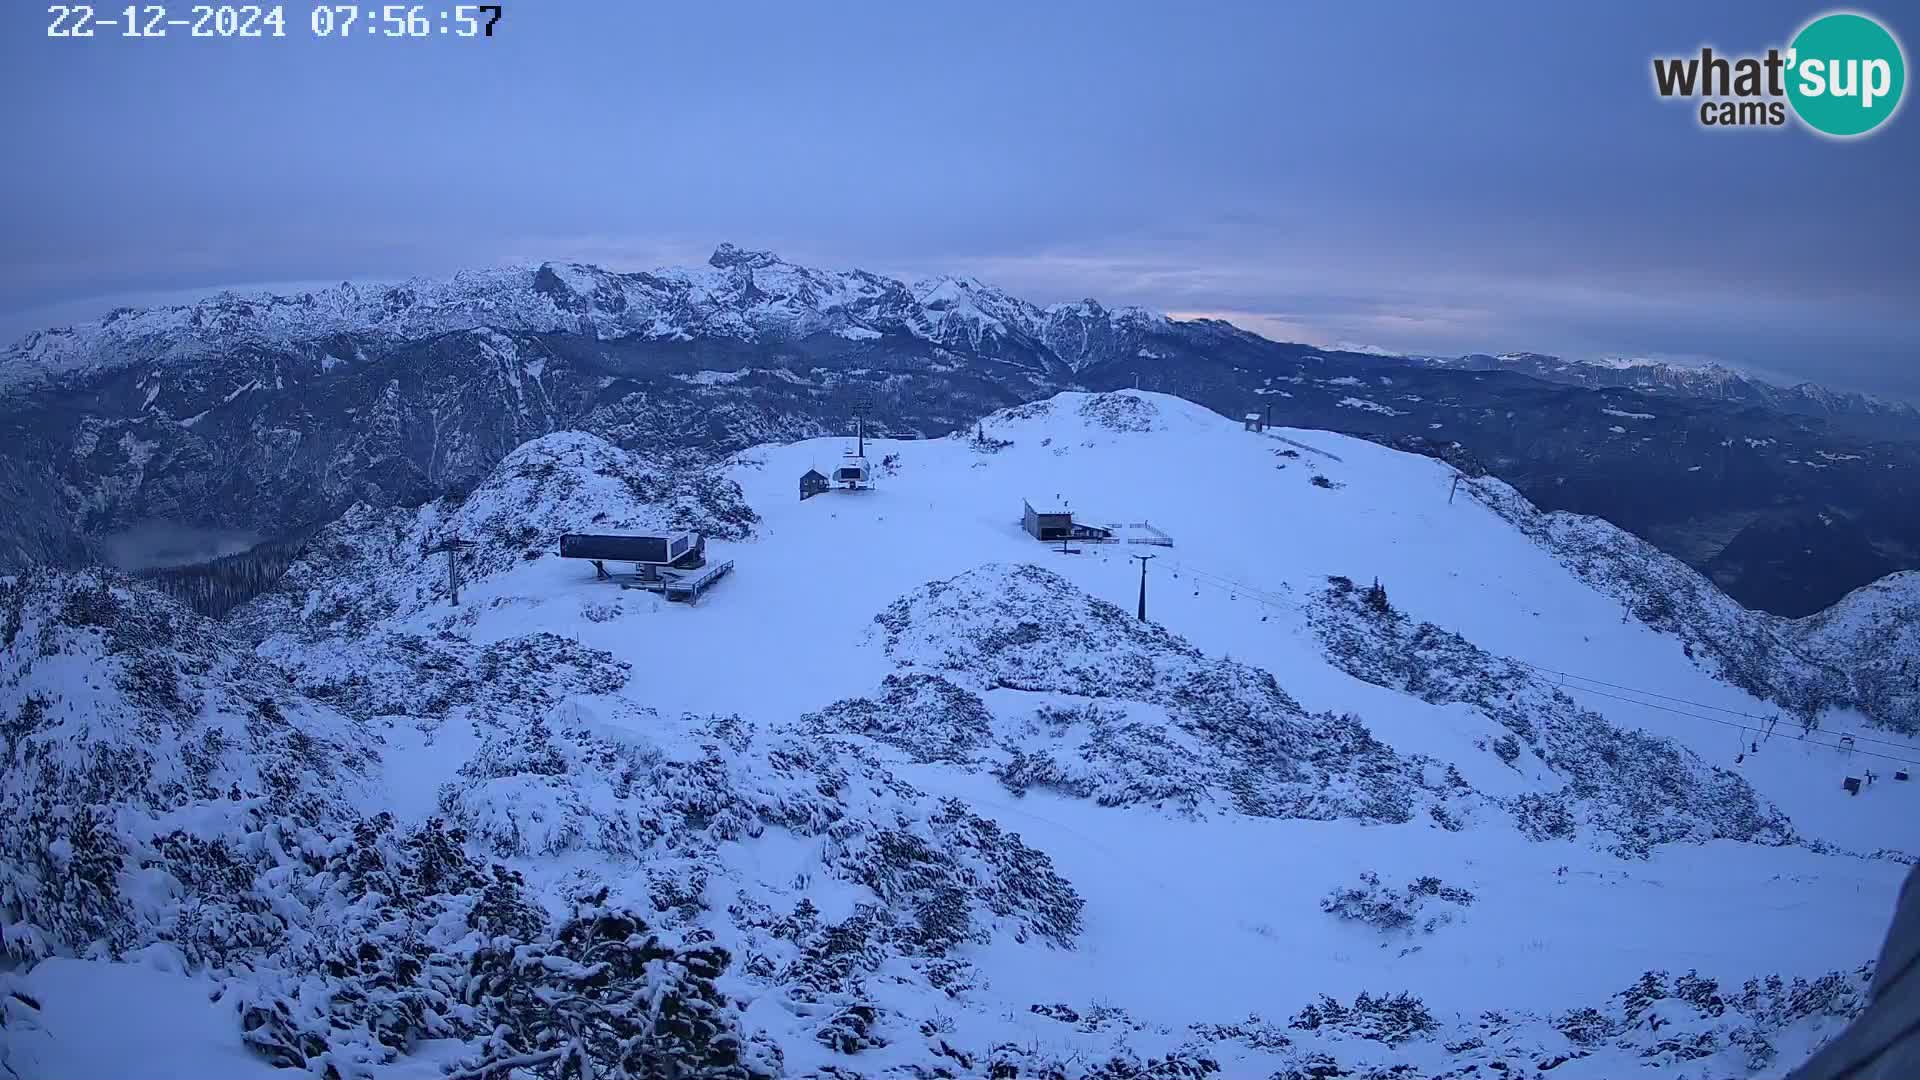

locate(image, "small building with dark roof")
(800, 468), (831, 501)
(1023, 498), (1113, 542)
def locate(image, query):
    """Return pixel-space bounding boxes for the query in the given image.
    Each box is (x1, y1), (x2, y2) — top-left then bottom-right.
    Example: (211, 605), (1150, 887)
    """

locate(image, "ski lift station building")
(1022, 498), (1113, 542)
(556, 531), (734, 603)
(559, 531), (705, 568)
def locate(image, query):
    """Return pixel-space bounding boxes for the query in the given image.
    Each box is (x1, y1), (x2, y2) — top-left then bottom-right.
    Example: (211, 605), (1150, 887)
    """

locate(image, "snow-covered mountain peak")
(909, 273), (989, 298)
(453, 429), (758, 547)
(1588, 354), (1739, 376)
(531, 259), (620, 299)
(977, 388), (1212, 439)
(1045, 298), (1107, 318)
(706, 241), (785, 270)
(908, 274), (1027, 319)
(0, 249), (1222, 393)
(1044, 298), (1166, 327)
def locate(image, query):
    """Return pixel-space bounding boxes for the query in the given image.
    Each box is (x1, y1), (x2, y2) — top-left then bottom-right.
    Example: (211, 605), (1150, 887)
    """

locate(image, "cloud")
(101, 521), (261, 571)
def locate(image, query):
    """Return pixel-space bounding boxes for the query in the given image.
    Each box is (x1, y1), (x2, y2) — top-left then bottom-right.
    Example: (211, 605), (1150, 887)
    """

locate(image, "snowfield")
(3, 390), (1915, 1080)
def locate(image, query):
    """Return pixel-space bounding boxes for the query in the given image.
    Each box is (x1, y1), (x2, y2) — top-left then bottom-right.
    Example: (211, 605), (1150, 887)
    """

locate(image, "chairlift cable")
(1126, 549), (1918, 768)
(1548, 682), (1914, 765)
(1510, 660), (1917, 754)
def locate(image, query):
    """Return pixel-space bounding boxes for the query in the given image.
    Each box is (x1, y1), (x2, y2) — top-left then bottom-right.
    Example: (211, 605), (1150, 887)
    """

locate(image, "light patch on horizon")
(1164, 310), (1334, 347)
(1165, 305), (1491, 359)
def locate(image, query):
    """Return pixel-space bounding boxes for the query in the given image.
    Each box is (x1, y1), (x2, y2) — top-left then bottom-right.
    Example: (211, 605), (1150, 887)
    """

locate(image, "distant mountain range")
(0, 242), (1169, 390)
(2, 244), (1917, 617)
(1408, 352), (1920, 442)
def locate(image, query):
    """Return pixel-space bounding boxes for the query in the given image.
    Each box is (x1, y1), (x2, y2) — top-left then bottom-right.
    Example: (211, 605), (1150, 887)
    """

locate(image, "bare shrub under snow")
(871, 563), (1480, 827)
(1309, 576), (1797, 858)
(1320, 872), (1476, 935)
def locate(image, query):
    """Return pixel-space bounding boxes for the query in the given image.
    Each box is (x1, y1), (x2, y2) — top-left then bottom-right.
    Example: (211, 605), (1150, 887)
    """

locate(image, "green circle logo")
(1787, 12), (1906, 137)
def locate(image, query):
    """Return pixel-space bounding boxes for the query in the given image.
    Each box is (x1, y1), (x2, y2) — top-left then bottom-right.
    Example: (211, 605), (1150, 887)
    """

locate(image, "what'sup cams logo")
(1653, 10), (1906, 137)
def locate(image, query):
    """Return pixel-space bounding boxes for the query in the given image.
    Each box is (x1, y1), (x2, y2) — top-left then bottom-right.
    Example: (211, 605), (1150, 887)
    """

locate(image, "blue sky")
(1, 2), (1914, 396)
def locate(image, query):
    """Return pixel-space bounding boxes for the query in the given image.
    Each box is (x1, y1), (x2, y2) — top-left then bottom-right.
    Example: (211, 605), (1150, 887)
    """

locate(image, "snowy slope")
(1459, 476), (1920, 736)
(0, 569), (382, 957)
(1793, 572), (1920, 731)
(6, 390), (1917, 1079)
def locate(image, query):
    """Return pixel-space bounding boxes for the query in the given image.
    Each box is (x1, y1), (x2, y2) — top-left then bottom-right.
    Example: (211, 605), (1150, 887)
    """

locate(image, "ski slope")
(11, 390), (1916, 1079)
(436, 391), (1916, 844)
(346, 392), (1914, 1032)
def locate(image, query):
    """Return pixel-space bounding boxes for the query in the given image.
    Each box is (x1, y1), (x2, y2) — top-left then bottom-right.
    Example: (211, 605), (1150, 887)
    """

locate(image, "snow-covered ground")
(6, 390), (1915, 1079)
(425, 392), (1914, 847)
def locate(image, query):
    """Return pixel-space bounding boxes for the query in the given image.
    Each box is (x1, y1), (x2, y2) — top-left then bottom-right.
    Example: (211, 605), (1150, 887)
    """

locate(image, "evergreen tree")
(140, 536), (310, 619)
(1363, 578), (1391, 614)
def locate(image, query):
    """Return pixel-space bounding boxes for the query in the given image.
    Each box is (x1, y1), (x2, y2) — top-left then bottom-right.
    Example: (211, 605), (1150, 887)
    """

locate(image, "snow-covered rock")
(864, 562), (1470, 825)
(1307, 575), (1797, 857)
(1461, 475), (1920, 734)
(234, 430), (753, 640)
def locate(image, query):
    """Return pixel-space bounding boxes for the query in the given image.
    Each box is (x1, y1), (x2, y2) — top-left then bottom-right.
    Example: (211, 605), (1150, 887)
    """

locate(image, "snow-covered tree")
(451, 889), (779, 1080)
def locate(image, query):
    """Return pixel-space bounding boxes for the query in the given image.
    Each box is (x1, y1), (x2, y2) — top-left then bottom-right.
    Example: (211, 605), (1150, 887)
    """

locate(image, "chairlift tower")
(1133, 552), (1156, 621)
(424, 537), (476, 606)
(833, 393), (875, 490)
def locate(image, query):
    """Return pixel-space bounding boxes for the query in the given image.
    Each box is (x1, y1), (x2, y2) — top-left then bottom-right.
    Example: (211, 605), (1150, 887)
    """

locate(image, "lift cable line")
(1157, 557), (1292, 609)
(1513, 659), (1812, 721)
(1510, 659), (1919, 756)
(1110, 547), (1918, 767)
(1539, 680), (1918, 767)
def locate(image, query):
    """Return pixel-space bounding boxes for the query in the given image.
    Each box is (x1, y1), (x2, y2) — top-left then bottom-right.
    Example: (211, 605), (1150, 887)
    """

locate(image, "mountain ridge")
(4, 246), (1920, 619)
(1410, 350), (1920, 439)
(0, 244), (1179, 390)
(11, 248), (1911, 436)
